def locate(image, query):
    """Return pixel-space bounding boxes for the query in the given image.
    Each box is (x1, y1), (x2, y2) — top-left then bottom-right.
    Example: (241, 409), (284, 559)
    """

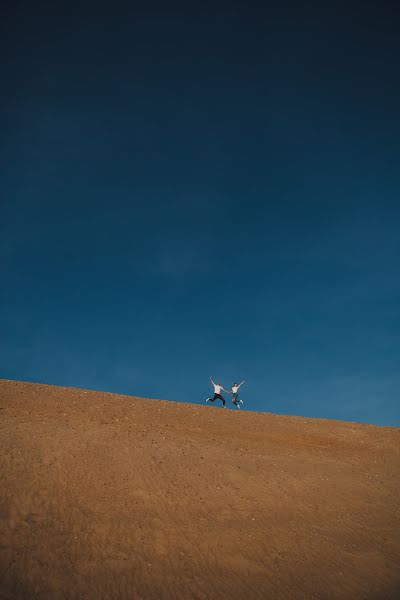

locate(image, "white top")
(232, 385), (239, 393)
(213, 384), (222, 394)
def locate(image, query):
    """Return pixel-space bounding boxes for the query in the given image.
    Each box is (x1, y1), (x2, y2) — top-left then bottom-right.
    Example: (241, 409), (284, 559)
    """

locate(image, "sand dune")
(0, 379), (399, 599)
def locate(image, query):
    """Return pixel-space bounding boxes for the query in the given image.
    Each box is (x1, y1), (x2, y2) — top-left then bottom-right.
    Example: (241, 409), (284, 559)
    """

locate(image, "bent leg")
(208, 393), (219, 402)
(214, 393), (225, 406)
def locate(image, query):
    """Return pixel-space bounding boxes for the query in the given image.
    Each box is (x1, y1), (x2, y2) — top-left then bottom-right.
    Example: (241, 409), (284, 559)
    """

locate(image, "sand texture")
(0, 379), (399, 599)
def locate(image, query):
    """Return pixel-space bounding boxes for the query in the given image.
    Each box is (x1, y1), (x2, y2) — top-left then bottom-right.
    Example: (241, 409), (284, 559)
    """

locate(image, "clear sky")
(1, 1), (399, 425)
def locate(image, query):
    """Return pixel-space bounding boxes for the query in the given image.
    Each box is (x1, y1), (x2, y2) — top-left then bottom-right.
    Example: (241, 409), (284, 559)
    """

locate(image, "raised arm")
(238, 380), (245, 388)
(210, 376), (215, 386)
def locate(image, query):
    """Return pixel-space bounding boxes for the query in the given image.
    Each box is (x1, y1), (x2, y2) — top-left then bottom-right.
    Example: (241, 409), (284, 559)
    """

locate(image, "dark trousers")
(209, 393), (225, 406)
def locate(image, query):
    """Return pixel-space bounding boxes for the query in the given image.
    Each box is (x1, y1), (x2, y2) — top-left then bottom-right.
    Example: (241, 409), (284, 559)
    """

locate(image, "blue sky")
(1, 1), (399, 425)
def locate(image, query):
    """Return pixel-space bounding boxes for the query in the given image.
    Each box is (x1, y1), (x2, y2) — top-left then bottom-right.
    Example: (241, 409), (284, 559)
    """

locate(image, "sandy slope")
(0, 380), (399, 599)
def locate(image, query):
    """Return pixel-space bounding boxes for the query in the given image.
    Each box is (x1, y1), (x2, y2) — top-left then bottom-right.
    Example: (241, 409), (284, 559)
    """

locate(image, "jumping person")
(230, 381), (245, 409)
(206, 377), (228, 407)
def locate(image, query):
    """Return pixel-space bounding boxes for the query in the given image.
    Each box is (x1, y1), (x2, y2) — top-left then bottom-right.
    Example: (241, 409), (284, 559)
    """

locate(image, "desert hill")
(0, 379), (399, 599)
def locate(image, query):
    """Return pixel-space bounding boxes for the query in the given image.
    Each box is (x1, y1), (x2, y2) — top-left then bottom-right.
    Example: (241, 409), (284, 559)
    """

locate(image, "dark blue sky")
(1, 1), (399, 425)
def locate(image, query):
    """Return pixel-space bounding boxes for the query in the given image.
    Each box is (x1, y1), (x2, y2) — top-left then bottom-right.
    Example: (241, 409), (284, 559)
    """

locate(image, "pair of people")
(206, 377), (245, 409)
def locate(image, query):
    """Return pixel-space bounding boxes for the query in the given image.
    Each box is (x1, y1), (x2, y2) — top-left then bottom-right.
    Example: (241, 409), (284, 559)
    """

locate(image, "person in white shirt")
(230, 381), (245, 408)
(206, 377), (228, 407)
